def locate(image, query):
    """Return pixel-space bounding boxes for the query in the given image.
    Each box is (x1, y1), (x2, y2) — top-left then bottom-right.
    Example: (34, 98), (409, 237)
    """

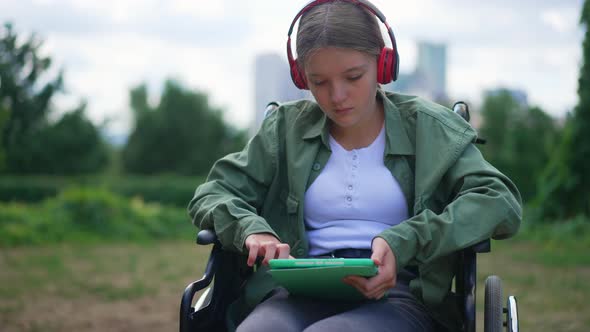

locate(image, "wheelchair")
(180, 102), (519, 332)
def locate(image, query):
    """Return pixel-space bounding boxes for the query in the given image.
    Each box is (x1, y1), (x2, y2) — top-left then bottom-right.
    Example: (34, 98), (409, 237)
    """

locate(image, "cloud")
(1, 0), (585, 136)
(1, 0), (253, 46)
(541, 8), (580, 33)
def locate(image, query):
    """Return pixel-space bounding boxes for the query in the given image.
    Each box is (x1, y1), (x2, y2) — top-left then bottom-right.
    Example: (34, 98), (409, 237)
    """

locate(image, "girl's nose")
(330, 81), (347, 105)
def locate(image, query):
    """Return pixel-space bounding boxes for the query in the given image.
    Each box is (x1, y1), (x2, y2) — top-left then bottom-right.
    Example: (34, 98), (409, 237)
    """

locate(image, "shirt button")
(352, 155), (358, 160)
(348, 185), (353, 190)
(346, 196), (352, 202)
(312, 163), (321, 171)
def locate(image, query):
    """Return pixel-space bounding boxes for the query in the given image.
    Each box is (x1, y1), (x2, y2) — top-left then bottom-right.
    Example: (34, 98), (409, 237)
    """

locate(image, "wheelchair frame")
(179, 102), (518, 332)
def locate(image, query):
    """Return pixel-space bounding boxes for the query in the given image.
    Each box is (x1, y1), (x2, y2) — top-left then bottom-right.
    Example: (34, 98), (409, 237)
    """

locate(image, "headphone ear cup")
(290, 60), (308, 90)
(377, 47), (397, 84)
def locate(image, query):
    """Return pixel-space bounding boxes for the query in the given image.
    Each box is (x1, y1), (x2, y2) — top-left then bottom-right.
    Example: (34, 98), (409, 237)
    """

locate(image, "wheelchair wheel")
(484, 275), (503, 332)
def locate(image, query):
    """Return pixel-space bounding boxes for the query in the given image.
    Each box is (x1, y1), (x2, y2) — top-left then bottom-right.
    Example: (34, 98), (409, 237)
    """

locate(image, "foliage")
(0, 22), (62, 172)
(0, 175), (62, 202)
(107, 175), (204, 207)
(0, 22), (108, 175)
(478, 90), (559, 202)
(37, 104), (109, 174)
(122, 80), (247, 175)
(0, 175), (205, 207)
(0, 102), (8, 171)
(0, 187), (193, 247)
(532, 1), (590, 220)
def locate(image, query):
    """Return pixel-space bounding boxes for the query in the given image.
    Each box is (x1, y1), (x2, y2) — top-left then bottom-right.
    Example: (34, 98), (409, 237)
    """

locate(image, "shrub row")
(0, 187), (197, 247)
(0, 175), (205, 207)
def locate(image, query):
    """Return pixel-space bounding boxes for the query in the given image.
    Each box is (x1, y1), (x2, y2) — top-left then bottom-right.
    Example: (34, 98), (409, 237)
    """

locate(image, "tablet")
(268, 258), (378, 301)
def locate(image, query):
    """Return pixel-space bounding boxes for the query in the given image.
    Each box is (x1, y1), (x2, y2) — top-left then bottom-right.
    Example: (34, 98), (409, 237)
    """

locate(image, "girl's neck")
(330, 101), (385, 151)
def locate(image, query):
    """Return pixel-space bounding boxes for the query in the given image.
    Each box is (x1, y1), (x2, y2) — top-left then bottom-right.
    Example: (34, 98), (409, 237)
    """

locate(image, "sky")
(0, 0), (585, 136)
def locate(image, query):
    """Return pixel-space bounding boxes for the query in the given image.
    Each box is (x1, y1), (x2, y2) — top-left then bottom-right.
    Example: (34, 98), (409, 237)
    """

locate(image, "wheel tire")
(484, 275), (504, 332)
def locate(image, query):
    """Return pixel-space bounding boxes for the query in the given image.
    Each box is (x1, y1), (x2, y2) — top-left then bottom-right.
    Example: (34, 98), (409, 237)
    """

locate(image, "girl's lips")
(335, 107), (353, 114)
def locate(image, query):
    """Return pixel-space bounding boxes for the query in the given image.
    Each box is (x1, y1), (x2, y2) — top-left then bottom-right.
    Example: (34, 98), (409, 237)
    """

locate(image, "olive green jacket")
(188, 91), (522, 331)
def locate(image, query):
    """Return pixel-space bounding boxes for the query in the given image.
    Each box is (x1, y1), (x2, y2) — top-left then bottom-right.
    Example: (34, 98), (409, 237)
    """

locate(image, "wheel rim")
(507, 295), (518, 332)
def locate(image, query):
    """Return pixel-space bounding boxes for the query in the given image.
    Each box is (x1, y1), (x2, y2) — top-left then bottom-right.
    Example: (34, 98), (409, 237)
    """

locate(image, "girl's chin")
(329, 117), (358, 129)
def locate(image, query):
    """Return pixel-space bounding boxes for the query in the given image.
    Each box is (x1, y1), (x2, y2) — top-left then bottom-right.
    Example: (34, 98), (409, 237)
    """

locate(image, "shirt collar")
(302, 90), (415, 155)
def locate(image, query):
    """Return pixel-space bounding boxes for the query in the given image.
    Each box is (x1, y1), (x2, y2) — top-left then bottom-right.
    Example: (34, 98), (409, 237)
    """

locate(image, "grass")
(0, 223), (589, 331)
(475, 227), (590, 331)
(0, 241), (210, 332)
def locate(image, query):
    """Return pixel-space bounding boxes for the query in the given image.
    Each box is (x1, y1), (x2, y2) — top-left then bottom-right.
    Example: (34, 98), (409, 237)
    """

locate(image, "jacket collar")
(381, 90), (414, 156)
(301, 90), (414, 156)
(301, 104), (330, 147)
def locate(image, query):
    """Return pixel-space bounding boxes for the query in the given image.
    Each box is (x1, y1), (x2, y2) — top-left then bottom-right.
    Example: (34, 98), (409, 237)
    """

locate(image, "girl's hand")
(342, 237), (397, 299)
(244, 233), (292, 267)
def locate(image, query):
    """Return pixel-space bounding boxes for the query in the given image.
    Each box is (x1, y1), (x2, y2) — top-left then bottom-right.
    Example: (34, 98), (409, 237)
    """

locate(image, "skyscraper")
(417, 41), (447, 100)
(252, 53), (310, 136)
(384, 41), (447, 102)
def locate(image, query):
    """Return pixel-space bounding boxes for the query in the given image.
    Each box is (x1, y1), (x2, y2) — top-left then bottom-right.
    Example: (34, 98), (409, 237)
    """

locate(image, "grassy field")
(476, 238), (590, 331)
(0, 233), (588, 331)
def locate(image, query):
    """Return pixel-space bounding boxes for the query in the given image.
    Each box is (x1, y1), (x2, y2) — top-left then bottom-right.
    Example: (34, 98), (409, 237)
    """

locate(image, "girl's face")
(304, 47), (380, 132)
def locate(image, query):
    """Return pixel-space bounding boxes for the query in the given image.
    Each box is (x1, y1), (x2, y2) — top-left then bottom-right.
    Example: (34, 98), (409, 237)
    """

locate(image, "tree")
(533, 0), (590, 220)
(506, 106), (559, 201)
(122, 80), (247, 175)
(478, 91), (559, 203)
(39, 103), (109, 174)
(0, 22), (63, 172)
(0, 22), (109, 174)
(478, 90), (524, 175)
(0, 98), (8, 171)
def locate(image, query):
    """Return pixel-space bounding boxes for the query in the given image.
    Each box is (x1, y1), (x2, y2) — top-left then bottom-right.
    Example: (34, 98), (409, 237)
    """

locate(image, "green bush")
(0, 176), (63, 202)
(519, 213), (590, 244)
(52, 188), (134, 235)
(0, 187), (195, 247)
(108, 175), (204, 207)
(0, 175), (205, 207)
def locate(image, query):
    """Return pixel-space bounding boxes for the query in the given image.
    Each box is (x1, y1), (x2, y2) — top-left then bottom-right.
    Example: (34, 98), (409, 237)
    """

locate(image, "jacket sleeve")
(188, 112), (280, 253)
(378, 143), (522, 270)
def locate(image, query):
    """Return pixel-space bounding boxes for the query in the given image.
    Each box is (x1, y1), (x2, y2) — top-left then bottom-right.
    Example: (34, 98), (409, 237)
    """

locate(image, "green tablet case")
(268, 258), (378, 301)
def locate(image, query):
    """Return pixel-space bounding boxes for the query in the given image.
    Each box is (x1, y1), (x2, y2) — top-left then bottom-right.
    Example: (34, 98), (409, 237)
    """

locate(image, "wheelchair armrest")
(180, 231), (222, 332)
(196, 229), (218, 245)
(182, 229), (250, 332)
(466, 239), (491, 253)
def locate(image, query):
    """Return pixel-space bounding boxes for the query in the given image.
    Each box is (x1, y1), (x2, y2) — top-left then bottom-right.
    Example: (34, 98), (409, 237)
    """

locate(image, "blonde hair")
(296, 1), (385, 68)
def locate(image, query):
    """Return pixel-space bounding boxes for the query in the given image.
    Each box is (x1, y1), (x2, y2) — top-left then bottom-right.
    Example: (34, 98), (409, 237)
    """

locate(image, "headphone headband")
(286, 0), (399, 89)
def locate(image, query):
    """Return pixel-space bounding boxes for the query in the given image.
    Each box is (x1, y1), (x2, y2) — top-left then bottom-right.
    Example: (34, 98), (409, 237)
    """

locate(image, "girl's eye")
(313, 80), (325, 86)
(348, 74), (362, 81)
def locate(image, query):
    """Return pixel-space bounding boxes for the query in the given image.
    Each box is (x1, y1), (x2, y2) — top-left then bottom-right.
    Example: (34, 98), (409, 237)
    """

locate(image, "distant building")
(417, 41), (447, 100)
(252, 53), (311, 136)
(384, 41), (447, 102)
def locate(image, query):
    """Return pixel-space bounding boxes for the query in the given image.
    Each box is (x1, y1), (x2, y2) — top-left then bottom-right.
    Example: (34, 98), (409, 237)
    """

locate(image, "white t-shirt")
(304, 126), (409, 256)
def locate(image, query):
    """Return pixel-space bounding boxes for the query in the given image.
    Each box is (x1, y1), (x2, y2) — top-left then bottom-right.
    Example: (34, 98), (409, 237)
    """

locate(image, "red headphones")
(287, 0), (400, 90)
